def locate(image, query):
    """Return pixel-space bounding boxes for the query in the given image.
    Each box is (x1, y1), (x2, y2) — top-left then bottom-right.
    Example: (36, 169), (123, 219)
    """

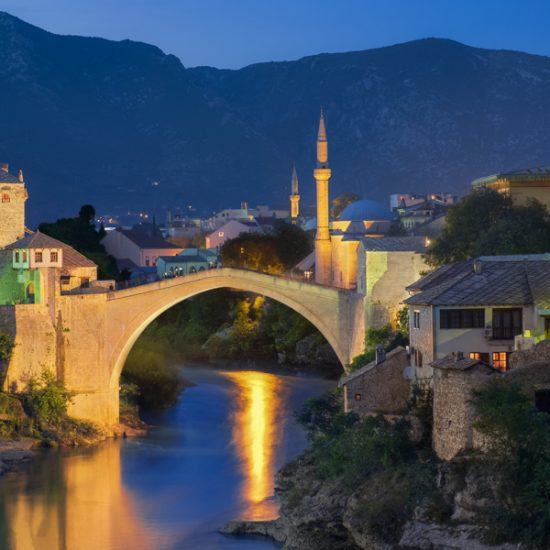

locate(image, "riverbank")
(221, 383), (549, 549)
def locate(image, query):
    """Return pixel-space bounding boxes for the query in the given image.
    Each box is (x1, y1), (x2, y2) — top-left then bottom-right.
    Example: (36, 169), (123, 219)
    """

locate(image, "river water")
(0, 366), (335, 550)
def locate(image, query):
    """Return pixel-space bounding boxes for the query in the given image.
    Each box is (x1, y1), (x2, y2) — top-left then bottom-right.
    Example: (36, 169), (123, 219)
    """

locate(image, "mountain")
(1, 11), (550, 224)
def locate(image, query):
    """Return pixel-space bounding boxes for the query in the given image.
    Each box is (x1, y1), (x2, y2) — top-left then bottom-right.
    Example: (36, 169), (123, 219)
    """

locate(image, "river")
(0, 365), (335, 549)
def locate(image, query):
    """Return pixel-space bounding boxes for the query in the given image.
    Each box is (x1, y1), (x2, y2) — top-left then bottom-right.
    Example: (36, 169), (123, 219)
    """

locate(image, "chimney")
(1, 163), (8, 173)
(473, 259), (482, 275)
(375, 344), (386, 365)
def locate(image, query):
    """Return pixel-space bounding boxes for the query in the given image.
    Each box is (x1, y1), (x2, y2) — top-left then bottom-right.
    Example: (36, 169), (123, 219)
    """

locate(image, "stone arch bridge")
(1, 268), (365, 427)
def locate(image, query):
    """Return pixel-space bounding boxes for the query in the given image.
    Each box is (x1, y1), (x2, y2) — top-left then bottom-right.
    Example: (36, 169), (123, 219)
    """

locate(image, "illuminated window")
(35, 251), (43, 263)
(218, 231), (224, 237)
(469, 352), (489, 364)
(2, 193), (9, 203)
(413, 310), (420, 329)
(354, 393), (362, 401)
(492, 352), (508, 371)
(50, 251), (58, 263)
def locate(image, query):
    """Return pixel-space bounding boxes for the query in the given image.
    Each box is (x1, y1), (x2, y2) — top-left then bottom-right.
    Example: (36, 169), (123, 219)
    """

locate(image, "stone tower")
(313, 110), (332, 285)
(0, 163), (28, 248)
(289, 164), (300, 223)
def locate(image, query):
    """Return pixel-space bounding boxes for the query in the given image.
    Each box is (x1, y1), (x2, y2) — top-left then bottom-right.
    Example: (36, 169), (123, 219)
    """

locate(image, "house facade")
(205, 219), (260, 249)
(406, 255), (550, 378)
(102, 228), (182, 267)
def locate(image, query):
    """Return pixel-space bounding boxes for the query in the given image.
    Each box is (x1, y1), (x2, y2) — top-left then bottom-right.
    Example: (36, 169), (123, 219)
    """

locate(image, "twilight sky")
(2, 0), (550, 68)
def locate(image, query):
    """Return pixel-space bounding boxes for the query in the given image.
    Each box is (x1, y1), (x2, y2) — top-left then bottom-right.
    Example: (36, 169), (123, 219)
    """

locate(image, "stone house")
(432, 342), (550, 460)
(339, 346), (411, 416)
(2, 231), (98, 303)
(0, 163), (27, 249)
(102, 227), (182, 267)
(406, 254), (550, 379)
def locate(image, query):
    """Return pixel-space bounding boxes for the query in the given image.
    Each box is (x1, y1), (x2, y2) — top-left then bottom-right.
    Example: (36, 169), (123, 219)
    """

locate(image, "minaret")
(289, 164), (300, 223)
(313, 109), (332, 285)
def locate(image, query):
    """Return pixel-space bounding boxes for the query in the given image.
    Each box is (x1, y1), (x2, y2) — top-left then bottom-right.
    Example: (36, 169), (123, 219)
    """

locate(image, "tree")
(39, 205), (120, 280)
(220, 222), (313, 275)
(425, 189), (550, 266)
(78, 204), (96, 224)
(332, 193), (360, 219)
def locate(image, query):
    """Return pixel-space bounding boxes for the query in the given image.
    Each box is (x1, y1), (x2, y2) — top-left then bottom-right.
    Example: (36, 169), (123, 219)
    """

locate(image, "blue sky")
(2, 0), (550, 68)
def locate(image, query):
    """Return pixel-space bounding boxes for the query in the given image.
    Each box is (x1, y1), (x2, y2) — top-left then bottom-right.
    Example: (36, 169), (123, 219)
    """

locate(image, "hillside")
(1, 11), (550, 223)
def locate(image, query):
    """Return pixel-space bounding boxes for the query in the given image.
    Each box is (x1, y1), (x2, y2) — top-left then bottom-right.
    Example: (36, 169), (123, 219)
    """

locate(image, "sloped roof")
(339, 347), (407, 385)
(6, 231), (97, 269)
(405, 255), (550, 307)
(431, 354), (485, 371)
(118, 228), (180, 249)
(361, 236), (426, 252)
(158, 255), (208, 263)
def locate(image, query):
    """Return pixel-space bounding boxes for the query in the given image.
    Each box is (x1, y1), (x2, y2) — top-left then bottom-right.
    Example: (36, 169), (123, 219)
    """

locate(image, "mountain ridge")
(1, 11), (549, 224)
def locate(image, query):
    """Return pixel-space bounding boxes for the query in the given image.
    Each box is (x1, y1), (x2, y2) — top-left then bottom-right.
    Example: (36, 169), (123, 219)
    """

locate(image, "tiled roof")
(431, 354), (485, 371)
(361, 236), (427, 252)
(6, 231), (97, 269)
(339, 347), (407, 385)
(405, 255), (550, 307)
(119, 229), (180, 249)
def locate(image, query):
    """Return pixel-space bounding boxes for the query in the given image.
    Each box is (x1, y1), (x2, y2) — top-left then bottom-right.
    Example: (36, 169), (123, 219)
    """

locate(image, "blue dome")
(339, 199), (391, 222)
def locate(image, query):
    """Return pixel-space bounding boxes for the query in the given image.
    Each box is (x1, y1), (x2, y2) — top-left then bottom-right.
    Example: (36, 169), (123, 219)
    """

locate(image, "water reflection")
(0, 367), (333, 549)
(224, 371), (285, 519)
(0, 442), (171, 550)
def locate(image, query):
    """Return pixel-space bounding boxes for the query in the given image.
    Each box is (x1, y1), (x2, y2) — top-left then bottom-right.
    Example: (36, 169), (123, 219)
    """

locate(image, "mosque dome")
(339, 199), (391, 222)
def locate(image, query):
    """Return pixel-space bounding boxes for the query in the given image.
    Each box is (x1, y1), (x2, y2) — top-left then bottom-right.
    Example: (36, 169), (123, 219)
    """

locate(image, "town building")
(471, 166), (550, 210)
(205, 219), (260, 249)
(393, 194), (455, 233)
(390, 193), (455, 211)
(1, 231), (99, 304)
(339, 346), (411, 416)
(102, 227), (182, 267)
(0, 163), (27, 249)
(405, 254), (550, 379)
(156, 254), (210, 278)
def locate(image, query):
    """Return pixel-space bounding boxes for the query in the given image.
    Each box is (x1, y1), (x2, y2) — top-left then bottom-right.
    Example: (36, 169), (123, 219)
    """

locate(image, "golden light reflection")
(224, 370), (285, 520)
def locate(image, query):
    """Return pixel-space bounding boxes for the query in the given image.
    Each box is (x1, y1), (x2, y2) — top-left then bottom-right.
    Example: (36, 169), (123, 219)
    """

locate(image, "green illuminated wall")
(0, 251), (41, 305)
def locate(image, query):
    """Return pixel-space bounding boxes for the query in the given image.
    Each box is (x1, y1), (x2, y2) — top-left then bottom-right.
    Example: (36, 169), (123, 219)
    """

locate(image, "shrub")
(0, 332), (14, 363)
(25, 371), (72, 427)
(123, 350), (181, 409)
(471, 380), (550, 547)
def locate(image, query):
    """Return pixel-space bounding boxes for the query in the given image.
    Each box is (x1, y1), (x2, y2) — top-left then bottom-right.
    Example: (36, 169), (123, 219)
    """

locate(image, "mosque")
(293, 111), (425, 310)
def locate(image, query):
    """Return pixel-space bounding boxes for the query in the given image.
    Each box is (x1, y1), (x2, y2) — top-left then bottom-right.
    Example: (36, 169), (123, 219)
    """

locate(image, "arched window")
(2, 193), (10, 203)
(189, 266), (197, 274)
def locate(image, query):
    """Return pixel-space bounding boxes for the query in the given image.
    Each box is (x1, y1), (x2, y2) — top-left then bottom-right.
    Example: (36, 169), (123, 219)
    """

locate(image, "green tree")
(425, 189), (550, 266)
(472, 380), (550, 546)
(39, 205), (120, 279)
(25, 371), (73, 427)
(332, 192), (360, 219)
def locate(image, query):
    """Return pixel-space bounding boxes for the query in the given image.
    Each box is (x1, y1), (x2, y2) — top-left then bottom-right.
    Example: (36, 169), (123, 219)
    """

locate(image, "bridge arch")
(106, 269), (352, 398)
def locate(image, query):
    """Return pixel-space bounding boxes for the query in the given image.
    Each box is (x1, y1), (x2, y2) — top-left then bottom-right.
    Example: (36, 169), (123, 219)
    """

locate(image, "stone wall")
(0, 183), (27, 248)
(409, 305), (435, 378)
(340, 347), (410, 416)
(509, 339), (550, 369)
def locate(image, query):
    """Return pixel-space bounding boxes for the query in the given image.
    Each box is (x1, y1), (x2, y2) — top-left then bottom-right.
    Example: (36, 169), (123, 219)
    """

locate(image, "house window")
(413, 310), (420, 329)
(414, 348), (423, 367)
(35, 251), (43, 263)
(22, 251), (27, 262)
(60, 275), (70, 285)
(2, 193), (9, 203)
(81, 277), (90, 288)
(145, 257), (150, 266)
(492, 352), (508, 371)
(440, 309), (485, 329)
(354, 393), (362, 401)
(50, 251), (58, 263)
(469, 352), (490, 364)
(218, 231), (224, 237)
(492, 308), (522, 340)
(14, 251), (19, 263)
